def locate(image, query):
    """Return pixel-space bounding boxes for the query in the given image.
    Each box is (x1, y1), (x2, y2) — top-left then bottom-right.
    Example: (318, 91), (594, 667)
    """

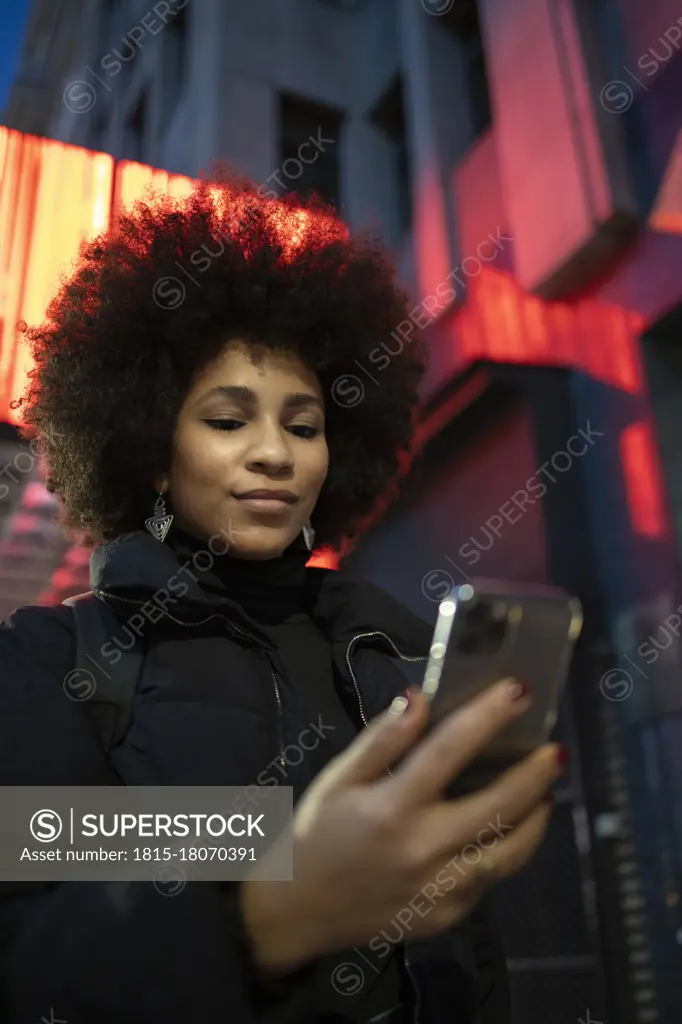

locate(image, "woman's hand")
(240, 678), (562, 974)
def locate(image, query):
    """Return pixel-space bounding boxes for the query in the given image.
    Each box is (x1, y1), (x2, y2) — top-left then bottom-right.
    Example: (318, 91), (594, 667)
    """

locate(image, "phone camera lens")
(455, 600), (509, 655)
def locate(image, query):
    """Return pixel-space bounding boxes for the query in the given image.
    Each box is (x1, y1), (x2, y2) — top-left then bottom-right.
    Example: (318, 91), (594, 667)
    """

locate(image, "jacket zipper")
(222, 618), (287, 776)
(345, 630), (427, 1024)
(95, 590), (287, 773)
(344, 629), (427, 729)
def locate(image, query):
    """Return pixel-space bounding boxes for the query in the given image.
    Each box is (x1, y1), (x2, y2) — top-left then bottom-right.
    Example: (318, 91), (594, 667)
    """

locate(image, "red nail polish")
(557, 745), (570, 769)
(509, 680), (532, 701)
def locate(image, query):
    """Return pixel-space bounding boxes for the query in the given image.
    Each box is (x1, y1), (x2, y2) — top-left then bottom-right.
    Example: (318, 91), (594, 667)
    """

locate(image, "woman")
(0, 177), (562, 1024)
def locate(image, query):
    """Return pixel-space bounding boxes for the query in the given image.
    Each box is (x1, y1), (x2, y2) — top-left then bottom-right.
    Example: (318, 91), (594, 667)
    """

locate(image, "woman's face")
(158, 340), (329, 560)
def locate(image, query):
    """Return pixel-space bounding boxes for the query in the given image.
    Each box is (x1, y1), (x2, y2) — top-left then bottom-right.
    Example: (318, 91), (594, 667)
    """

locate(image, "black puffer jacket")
(0, 530), (509, 1024)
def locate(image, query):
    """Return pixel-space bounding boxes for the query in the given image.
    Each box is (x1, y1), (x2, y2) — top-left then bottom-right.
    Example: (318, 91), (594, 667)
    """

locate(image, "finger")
(409, 743), (561, 866)
(388, 678), (532, 809)
(426, 799), (553, 909)
(471, 798), (552, 883)
(312, 688), (431, 794)
(408, 801), (553, 934)
(472, 742), (562, 840)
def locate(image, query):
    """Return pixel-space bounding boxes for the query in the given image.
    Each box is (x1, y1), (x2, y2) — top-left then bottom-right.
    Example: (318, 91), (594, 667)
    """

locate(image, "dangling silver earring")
(301, 519), (315, 552)
(145, 491), (174, 542)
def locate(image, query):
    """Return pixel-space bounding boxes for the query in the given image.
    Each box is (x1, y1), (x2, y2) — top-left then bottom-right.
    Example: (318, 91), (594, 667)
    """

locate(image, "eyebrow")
(201, 384), (323, 411)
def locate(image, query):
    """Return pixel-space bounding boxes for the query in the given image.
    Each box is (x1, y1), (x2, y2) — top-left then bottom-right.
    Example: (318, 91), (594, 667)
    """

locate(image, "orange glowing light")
(0, 129), (115, 423)
(619, 421), (668, 538)
(113, 160), (194, 221)
(649, 128), (682, 235)
(307, 547), (339, 570)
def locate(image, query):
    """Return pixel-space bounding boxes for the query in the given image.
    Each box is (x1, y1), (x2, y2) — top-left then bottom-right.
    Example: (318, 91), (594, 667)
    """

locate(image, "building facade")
(3, 1), (682, 1022)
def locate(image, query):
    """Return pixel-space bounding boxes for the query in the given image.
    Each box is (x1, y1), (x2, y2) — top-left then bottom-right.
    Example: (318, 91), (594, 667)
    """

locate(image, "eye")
(204, 419), (244, 431)
(288, 425), (320, 439)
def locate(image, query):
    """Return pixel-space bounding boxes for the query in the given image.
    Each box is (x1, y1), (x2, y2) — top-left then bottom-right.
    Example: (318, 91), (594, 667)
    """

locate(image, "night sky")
(0, 1), (32, 117)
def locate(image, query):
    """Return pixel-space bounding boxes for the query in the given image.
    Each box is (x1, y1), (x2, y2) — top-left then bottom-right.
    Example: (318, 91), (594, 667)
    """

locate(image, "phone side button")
(423, 666), (442, 696)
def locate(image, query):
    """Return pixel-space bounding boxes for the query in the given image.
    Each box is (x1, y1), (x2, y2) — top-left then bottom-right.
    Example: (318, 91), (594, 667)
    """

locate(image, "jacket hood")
(90, 530), (433, 657)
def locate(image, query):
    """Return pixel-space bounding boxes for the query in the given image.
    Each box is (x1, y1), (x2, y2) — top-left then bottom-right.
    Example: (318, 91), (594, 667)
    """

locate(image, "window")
(278, 92), (344, 208)
(122, 89), (148, 162)
(161, 3), (189, 128)
(370, 75), (413, 240)
(437, 0), (492, 137)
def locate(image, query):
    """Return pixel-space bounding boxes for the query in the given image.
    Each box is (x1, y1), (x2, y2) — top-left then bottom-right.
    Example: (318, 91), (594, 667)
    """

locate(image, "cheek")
(303, 442), (329, 493)
(172, 426), (235, 487)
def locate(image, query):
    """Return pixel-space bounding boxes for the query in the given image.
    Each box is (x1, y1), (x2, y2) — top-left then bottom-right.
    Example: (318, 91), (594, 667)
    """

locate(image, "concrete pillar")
(396, 0), (470, 304)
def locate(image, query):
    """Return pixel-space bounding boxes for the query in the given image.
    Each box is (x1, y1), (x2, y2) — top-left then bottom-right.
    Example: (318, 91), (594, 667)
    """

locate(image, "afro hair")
(13, 171), (427, 551)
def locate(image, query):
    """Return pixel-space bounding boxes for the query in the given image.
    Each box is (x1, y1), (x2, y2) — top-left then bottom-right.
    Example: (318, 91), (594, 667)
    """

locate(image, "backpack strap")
(63, 591), (144, 753)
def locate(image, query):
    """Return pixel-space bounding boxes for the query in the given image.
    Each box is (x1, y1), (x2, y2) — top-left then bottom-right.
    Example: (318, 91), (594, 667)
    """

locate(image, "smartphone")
(422, 580), (583, 797)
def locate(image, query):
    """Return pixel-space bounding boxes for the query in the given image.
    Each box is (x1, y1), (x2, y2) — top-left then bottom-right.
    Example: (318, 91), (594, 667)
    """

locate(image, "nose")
(244, 420), (294, 475)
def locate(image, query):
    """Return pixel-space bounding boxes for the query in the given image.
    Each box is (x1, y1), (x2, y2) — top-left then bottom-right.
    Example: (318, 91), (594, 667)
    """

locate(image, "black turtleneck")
(168, 524), (311, 623)
(166, 525), (411, 1024)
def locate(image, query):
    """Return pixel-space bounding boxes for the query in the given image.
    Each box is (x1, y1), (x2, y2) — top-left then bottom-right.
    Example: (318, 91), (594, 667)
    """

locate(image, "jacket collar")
(90, 530), (433, 657)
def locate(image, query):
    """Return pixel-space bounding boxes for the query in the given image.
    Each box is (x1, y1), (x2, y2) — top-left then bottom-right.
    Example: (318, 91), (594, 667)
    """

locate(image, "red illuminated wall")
(438, 264), (645, 395)
(428, 264), (669, 543)
(0, 127), (670, 559)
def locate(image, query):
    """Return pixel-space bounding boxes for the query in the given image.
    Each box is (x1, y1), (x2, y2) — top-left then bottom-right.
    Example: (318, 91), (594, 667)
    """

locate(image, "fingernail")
(389, 688), (413, 716)
(507, 679), (532, 702)
(556, 745), (570, 769)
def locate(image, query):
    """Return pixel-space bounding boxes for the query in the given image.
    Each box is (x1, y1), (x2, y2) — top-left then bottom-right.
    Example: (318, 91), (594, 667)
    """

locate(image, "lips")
(234, 490), (298, 515)
(235, 490), (297, 504)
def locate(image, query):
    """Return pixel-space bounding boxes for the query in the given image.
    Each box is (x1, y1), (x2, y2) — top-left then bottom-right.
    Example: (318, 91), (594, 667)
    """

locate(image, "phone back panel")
(424, 580), (582, 793)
